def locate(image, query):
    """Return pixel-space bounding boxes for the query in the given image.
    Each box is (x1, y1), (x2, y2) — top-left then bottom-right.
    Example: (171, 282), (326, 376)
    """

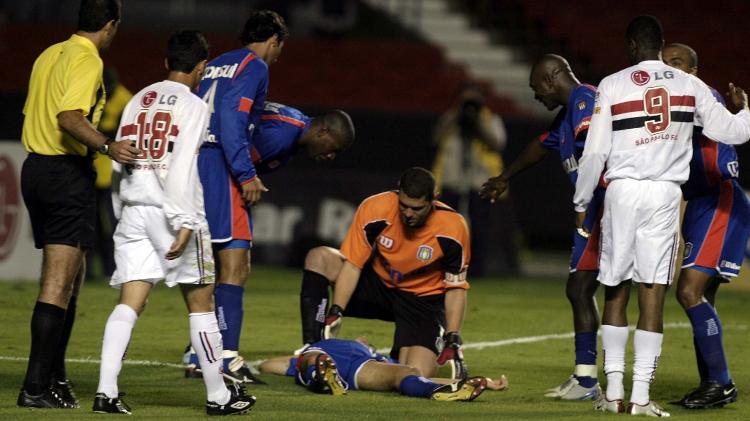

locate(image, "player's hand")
(322, 304), (344, 339)
(109, 140), (142, 164)
(166, 228), (193, 260)
(485, 375), (508, 391)
(479, 176), (508, 203)
(575, 211), (590, 238)
(726, 82), (749, 112)
(436, 331), (467, 380)
(241, 177), (269, 206)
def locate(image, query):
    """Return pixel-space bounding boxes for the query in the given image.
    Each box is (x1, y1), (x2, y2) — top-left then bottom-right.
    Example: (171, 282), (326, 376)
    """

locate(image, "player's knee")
(675, 285), (701, 309)
(304, 247), (339, 278)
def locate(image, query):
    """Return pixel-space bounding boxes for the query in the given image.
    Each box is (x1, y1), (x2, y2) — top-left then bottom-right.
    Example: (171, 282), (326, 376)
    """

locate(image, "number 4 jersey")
(113, 80), (209, 231)
(574, 60), (750, 212)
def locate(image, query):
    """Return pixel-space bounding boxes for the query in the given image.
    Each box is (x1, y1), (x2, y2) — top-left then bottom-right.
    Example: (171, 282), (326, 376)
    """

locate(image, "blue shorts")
(288, 339), (391, 390)
(682, 179), (750, 278)
(198, 144), (253, 243)
(570, 187), (605, 272)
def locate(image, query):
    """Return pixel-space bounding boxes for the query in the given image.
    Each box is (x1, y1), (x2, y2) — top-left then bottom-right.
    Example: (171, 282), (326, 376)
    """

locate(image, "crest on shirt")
(630, 70), (650, 86)
(141, 91), (158, 108)
(684, 242), (693, 259)
(378, 235), (394, 249)
(577, 100), (586, 111)
(416, 245), (433, 261)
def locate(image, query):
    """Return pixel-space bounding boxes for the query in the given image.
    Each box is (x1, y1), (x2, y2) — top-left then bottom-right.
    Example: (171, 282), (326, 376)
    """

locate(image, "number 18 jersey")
(114, 80), (209, 231)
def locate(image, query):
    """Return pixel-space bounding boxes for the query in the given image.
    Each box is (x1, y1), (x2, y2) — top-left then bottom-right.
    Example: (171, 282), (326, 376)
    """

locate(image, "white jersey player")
(573, 16), (750, 418)
(93, 30), (256, 416)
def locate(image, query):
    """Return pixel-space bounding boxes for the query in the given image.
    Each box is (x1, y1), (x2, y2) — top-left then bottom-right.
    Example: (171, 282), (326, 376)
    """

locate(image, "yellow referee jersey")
(22, 34), (106, 156)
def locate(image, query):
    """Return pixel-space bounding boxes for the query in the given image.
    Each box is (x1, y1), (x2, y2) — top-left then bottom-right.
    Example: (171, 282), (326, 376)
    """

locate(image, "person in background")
(432, 84), (509, 277)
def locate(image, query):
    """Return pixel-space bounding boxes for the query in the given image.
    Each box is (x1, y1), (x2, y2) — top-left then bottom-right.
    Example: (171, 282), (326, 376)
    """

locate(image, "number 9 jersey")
(575, 60), (750, 212)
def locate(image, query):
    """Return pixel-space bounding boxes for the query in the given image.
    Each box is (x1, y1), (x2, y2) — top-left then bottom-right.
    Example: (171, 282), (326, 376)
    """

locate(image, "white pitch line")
(0, 322), (742, 368)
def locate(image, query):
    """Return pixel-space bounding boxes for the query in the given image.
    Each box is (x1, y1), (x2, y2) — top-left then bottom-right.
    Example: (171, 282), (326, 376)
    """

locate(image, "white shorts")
(111, 205), (215, 288)
(598, 179), (681, 286)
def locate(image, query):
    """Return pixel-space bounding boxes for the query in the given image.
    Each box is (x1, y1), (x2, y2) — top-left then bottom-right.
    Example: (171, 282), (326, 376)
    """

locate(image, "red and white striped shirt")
(574, 60), (750, 212)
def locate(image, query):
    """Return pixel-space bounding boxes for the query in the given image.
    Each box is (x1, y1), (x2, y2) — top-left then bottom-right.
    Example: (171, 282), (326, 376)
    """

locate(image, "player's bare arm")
(57, 110), (142, 163)
(166, 228), (193, 260)
(323, 260), (362, 338)
(480, 140), (549, 202)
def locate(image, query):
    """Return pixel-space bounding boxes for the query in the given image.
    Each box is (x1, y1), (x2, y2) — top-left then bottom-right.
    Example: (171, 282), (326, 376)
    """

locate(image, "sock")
(214, 284), (244, 356)
(601, 325), (629, 400)
(687, 302), (730, 385)
(190, 312), (230, 405)
(693, 336), (709, 382)
(23, 302), (66, 395)
(303, 365), (317, 384)
(97, 304), (138, 398)
(398, 375), (440, 398)
(574, 331), (598, 387)
(51, 295), (77, 381)
(300, 270), (329, 344)
(631, 329), (663, 406)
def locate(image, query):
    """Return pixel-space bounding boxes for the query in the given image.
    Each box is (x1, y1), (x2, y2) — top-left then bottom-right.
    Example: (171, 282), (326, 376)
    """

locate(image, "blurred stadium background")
(2, 0), (750, 278)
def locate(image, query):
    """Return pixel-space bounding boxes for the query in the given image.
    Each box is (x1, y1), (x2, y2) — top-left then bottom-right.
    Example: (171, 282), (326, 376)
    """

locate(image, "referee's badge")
(416, 245), (433, 261)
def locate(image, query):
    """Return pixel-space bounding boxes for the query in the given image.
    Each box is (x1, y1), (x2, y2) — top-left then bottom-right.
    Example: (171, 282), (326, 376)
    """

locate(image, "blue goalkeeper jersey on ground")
(682, 88), (740, 200)
(197, 47), (269, 184)
(538, 83), (597, 186)
(252, 102), (311, 174)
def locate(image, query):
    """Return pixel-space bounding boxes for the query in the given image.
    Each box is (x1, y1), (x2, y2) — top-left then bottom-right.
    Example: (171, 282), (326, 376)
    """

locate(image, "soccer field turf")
(1, 265), (748, 420)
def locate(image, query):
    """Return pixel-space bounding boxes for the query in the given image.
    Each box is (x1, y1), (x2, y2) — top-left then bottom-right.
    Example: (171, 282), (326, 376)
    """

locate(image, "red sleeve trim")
(240, 175), (257, 186)
(239, 97), (254, 113)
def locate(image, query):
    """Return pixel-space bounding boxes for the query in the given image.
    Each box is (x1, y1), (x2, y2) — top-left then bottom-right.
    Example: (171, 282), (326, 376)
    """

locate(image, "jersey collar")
(70, 34), (100, 56)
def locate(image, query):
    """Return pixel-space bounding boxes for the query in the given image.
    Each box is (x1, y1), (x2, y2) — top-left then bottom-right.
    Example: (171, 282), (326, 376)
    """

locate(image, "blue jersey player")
(480, 54), (603, 400)
(193, 10), (288, 384)
(663, 43), (747, 409)
(256, 338), (505, 401)
(185, 100), (355, 379)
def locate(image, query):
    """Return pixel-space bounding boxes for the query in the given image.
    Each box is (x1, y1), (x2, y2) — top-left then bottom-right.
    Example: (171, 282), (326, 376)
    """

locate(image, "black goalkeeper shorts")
(344, 264), (446, 360)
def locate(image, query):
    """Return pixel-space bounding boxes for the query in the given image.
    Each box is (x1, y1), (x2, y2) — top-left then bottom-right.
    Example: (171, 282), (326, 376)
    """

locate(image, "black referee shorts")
(343, 264), (446, 359)
(21, 153), (97, 250)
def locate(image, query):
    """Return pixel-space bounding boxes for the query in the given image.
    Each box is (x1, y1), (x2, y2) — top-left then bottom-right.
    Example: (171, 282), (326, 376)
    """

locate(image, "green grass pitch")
(1, 265), (748, 420)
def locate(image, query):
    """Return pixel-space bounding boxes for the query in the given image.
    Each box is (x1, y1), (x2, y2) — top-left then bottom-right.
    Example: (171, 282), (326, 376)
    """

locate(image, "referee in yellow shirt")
(18, 0), (139, 409)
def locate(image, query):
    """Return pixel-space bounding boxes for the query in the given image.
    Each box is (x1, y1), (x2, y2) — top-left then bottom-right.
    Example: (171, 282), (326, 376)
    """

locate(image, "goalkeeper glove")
(322, 304), (344, 339)
(436, 331), (467, 380)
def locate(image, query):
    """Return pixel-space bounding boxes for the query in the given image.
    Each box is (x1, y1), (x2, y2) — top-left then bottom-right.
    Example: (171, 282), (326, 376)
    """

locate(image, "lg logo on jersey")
(631, 70), (675, 86)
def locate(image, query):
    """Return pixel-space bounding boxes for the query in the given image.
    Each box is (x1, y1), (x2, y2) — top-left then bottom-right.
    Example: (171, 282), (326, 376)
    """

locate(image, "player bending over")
(184, 102), (355, 379)
(93, 30), (255, 416)
(299, 168), (471, 379)
(257, 338), (506, 400)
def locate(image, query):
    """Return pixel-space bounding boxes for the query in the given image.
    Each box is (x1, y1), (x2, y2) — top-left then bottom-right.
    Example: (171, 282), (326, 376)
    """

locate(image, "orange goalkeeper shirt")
(340, 191), (471, 297)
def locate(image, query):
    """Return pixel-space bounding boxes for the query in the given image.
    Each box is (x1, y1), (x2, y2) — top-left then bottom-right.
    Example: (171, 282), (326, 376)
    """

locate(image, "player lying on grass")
(256, 338), (507, 401)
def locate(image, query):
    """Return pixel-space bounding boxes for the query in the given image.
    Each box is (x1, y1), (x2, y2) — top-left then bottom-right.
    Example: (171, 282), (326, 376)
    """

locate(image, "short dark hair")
(626, 15), (663, 51)
(77, 0), (121, 32)
(167, 30), (210, 73)
(398, 167), (436, 201)
(322, 110), (355, 148)
(240, 10), (289, 44)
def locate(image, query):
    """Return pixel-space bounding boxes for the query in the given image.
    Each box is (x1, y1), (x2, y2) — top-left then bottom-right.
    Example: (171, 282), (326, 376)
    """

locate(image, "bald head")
(531, 54), (572, 80)
(529, 54), (578, 110)
(662, 43), (697, 75)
